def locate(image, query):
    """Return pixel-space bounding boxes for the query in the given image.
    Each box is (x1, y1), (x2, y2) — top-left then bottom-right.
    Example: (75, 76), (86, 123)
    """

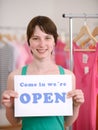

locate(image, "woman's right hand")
(1, 90), (18, 108)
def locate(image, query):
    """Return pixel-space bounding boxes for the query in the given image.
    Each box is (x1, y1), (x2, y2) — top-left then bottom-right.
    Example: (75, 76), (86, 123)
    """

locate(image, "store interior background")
(0, 0), (98, 39)
(0, 0), (98, 129)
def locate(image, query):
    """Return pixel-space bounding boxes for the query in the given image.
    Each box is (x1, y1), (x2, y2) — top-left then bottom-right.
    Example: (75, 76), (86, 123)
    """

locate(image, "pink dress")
(72, 42), (98, 130)
(15, 42), (29, 68)
(55, 40), (70, 69)
(23, 42), (33, 64)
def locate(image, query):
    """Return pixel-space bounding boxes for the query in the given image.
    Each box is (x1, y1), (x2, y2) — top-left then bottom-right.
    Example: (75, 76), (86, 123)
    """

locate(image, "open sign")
(14, 75), (73, 117)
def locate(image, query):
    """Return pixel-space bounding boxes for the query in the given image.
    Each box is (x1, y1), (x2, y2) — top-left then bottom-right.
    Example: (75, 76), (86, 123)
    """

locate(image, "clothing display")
(72, 42), (98, 130)
(96, 95), (98, 130)
(0, 38), (32, 108)
(55, 40), (70, 69)
(0, 42), (14, 107)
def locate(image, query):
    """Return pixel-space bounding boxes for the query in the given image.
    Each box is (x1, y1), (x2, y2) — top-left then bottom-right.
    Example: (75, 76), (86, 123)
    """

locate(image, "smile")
(37, 49), (48, 53)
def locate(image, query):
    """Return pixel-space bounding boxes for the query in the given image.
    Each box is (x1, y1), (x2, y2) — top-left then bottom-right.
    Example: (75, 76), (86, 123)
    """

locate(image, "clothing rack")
(0, 26), (26, 30)
(62, 13), (98, 71)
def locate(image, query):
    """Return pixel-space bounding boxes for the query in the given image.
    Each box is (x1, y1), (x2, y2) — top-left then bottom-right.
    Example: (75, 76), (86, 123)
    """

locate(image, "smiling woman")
(1, 16), (84, 130)
(26, 16), (58, 63)
(29, 25), (56, 59)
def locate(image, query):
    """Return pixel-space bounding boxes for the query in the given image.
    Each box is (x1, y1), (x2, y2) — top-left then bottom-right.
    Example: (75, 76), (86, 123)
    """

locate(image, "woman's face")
(29, 25), (55, 59)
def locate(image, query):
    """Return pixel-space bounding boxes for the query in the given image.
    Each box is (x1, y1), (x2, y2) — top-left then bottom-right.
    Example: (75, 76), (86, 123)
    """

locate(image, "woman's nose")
(39, 39), (45, 46)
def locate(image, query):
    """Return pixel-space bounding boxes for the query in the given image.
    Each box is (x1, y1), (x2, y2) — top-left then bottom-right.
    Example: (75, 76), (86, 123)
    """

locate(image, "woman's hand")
(67, 89), (84, 107)
(2, 90), (18, 108)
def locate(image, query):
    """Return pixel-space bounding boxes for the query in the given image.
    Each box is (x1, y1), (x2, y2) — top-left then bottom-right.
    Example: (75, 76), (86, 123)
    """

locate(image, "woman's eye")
(46, 37), (51, 39)
(32, 37), (38, 40)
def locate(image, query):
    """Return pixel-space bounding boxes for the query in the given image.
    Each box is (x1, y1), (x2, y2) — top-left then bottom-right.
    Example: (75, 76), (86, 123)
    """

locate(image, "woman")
(2, 16), (84, 130)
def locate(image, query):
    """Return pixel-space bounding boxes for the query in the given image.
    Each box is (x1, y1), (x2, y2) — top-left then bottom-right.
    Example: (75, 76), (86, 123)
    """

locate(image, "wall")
(0, 0), (98, 35)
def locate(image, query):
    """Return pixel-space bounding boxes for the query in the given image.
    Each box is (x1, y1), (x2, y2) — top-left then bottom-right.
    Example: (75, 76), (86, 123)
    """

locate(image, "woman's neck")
(30, 57), (56, 72)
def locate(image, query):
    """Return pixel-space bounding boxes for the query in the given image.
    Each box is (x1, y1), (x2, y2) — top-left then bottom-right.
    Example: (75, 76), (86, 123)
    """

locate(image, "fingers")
(3, 90), (18, 98)
(1, 90), (18, 108)
(67, 89), (84, 107)
(67, 89), (83, 97)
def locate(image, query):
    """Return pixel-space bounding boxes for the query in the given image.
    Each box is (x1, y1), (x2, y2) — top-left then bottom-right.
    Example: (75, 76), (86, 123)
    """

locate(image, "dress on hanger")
(72, 41), (98, 130)
(55, 40), (70, 69)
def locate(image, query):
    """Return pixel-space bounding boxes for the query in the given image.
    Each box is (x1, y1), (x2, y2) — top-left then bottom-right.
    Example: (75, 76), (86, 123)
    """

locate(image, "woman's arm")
(2, 71), (21, 126)
(64, 72), (84, 127)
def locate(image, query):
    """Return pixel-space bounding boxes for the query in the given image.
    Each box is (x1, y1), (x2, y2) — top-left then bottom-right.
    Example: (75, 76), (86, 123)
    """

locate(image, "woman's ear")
(53, 41), (56, 46)
(30, 48), (33, 54)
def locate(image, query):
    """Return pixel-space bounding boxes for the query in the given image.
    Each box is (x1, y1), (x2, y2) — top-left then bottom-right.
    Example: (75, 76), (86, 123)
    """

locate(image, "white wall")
(0, 0), (98, 35)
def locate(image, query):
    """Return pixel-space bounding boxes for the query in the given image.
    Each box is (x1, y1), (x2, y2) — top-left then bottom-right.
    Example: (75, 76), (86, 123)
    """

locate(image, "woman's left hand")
(67, 89), (84, 107)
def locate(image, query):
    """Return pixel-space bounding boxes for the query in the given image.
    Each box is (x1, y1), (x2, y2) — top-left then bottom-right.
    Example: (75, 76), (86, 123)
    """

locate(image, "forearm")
(65, 87), (84, 128)
(64, 106), (80, 128)
(6, 107), (21, 126)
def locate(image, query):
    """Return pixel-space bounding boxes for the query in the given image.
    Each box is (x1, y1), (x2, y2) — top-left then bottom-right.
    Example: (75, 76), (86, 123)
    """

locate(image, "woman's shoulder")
(63, 68), (75, 77)
(7, 67), (24, 90)
(64, 68), (73, 74)
(8, 67), (23, 79)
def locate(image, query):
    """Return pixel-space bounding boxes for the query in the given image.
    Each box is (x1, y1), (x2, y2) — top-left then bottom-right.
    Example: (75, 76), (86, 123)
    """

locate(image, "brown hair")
(26, 16), (58, 46)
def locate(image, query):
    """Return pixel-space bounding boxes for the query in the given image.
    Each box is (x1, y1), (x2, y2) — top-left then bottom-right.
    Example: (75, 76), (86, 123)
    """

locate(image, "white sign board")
(14, 75), (73, 117)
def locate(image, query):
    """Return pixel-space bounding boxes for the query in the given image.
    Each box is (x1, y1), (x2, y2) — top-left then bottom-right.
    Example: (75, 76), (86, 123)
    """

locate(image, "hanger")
(0, 33), (3, 40)
(0, 33), (7, 44)
(73, 13), (97, 46)
(73, 13), (97, 51)
(92, 26), (98, 37)
(73, 24), (97, 44)
(73, 24), (97, 51)
(3, 33), (13, 41)
(80, 26), (98, 48)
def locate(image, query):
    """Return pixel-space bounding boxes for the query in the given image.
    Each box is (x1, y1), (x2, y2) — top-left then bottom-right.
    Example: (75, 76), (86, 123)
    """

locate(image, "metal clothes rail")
(62, 13), (98, 71)
(0, 26), (26, 30)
